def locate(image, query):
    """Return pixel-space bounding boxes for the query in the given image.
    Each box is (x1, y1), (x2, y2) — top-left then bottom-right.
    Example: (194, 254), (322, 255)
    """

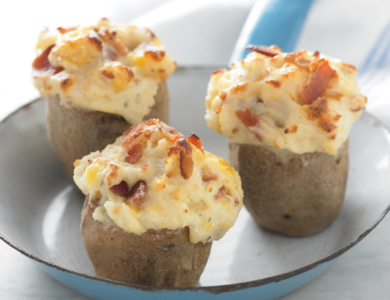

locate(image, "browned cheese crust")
(46, 82), (169, 182)
(228, 140), (349, 236)
(80, 195), (212, 287)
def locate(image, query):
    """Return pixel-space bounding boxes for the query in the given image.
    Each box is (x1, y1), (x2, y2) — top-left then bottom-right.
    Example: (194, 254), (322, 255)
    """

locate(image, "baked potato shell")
(228, 140), (349, 237)
(80, 195), (212, 287)
(46, 82), (169, 182)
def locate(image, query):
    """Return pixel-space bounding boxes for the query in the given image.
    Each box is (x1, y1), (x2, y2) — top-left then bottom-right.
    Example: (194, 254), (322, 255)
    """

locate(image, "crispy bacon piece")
(202, 166), (218, 182)
(179, 139), (194, 180)
(110, 180), (148, 204)
(109, 180), (129, 198)
(236, 108), (262, 141)
(215, 186), (227, 199)
(246, 45), (278, 57)
(127, 181), (148, 204)
(103, 48), (119, 61)
(125, 144), (142, 164)
(188, 134), (204, 152)
(101, 70), (115, 79)
(300, 60), (337, 105)
(236, 108), (259, 127)
(32, 45), (64, 77)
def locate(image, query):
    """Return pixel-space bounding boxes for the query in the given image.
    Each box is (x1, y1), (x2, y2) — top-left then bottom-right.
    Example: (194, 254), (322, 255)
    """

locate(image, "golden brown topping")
(334, 114), (342, 121)
(32, 45), (64, 77)
(219, 91), (227, 100)
(285, 50), (305, 61)
(187, 134), (204, 152)
(145, 28), (156, 39)
(307, 97), (329, 119)
(300, 60), (337, 105)
(213, 68), (228, 75)
(232, 128), (238, 134)
(140, 164), (148, 172)
(266, 79), (281, 88)
(86, 35), (103, 52)
(57, 26), (78, 34)
(215, 186), (227, 199)
(230, 83), (248, 94)
(60, 76), (73, 92)
(202, 166), (218, 182)
(313, 51), (320, 58)
(145, 50), (166, 62)
(284, 125), (298, 134)
(246, 45), (278, 57)
(159, 125), (183, 141)
(125, 144), (142, 164)
(350, 107), (362, 112)
(106, 164), (119, 187)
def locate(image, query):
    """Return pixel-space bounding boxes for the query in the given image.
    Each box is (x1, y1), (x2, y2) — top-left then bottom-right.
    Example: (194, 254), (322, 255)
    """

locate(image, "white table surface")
(1, 1), (390, 299)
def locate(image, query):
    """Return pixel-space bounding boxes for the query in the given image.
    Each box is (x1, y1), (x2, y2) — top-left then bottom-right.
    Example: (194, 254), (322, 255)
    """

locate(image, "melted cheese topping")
(33, 19), (176, 124)
(74, 120), (243, 244)
(205, 46), (367, 154)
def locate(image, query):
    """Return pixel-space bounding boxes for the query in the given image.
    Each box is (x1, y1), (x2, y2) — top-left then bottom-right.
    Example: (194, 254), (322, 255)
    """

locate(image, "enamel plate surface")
(0, 67), (389, 300)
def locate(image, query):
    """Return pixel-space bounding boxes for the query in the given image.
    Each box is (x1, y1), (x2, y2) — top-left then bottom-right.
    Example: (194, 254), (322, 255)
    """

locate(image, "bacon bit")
(101, 70), (115, 79)
(86, 35), (103, 52)
(217, 107), (223, 114)
(202, 166), (218, 182)
(350, 107), (362, 112)
(232, 128), (239, 134)
(140, 164), (148, 173)
(266, 79), (281, 88)
(234, 198), (240, 205)
(300, 60), (337, 105)
(60, 77), (73, 92)
(188, 134), (204, 152)
(113, 39), (127, 56)
(219, 91), (227, 100)
(236, 108), (259, 127)
(334, 114), (342, 121)
(313, 51), (320, 58)
(106, 164), (120, 187)
(110, 180), (128, 197)
(124, 66), (134, 80)
(295, 56), (311, 67)
(230, 83), (248, 94)
(125, 144), (142, 164)
(57, 26), (78, 34)
(257, 97), (264, 103)
(178, 139), (194, 180)
(284, 125), (298, 134)
(307, 97), (329, 119)
(236, 108), (262, 141)
(330, 134), (337, 140)
(32, 45), (64, 77)
(184, 209), (189, 213)
(215, 186), (227, 199)
(213, 68), (228, 75)
(104, 48), (118, 61)
(246, 45), (278, 57)
(145, 50), (166, 62)
(110, 180), (148, 204)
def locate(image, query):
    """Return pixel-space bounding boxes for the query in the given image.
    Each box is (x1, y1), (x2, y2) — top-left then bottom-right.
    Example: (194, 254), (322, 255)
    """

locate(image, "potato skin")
(228, 140), (349, 237)
(46, 82), (169, 182)
(80, 196), (212, 287)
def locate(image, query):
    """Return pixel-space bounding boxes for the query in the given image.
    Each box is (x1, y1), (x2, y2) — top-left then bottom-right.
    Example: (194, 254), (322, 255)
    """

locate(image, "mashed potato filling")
(74, 120), (243, 244)
(205, 46), (367, 154)
(33, 19), (176, 124)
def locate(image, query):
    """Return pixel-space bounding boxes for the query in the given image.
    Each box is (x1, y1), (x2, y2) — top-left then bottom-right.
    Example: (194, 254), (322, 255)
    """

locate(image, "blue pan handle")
(229, 0), (315, 65)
